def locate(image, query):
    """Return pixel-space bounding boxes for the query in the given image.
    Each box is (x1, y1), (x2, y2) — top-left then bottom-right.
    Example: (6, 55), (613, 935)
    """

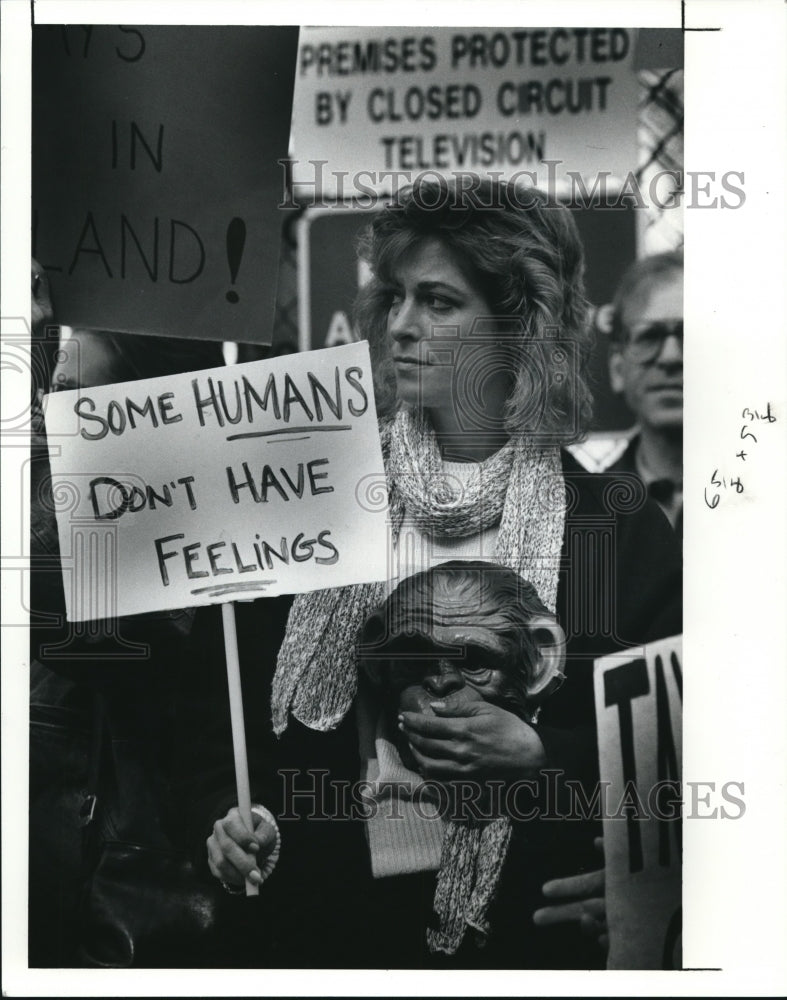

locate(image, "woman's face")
(385, 238), (512, 429)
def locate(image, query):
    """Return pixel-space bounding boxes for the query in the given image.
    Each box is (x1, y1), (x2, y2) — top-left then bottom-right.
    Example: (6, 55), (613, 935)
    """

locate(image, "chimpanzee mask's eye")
(460, 665), (494, 686)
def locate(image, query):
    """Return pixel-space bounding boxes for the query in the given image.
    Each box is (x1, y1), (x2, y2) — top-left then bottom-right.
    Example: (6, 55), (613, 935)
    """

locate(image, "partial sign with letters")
(43, 342), (388, 620)
(594, 635), (683, 970)
(32, 26), (298, 343)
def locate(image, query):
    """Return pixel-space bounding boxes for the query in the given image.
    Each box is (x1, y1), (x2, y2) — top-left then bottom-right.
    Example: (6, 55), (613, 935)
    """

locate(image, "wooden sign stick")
(221, 601), (259, 897)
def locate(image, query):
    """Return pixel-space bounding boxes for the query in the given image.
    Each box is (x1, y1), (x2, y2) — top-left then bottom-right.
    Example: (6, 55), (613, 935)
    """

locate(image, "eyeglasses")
(623, 320), (683, 365)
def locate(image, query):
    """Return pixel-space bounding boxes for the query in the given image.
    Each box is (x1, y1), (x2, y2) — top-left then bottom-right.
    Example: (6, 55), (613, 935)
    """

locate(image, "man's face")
(610, 273), (683, 432)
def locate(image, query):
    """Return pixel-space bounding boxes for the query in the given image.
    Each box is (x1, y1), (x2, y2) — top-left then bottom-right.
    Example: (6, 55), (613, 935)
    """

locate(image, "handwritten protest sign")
(290, 26), (639, 197)
(32, 25), (298, 343)
(594, 635), (683, 969)
(43, 342), (388, 620)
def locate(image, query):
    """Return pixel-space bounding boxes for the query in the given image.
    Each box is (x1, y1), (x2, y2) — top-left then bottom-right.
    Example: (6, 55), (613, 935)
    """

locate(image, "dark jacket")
(172, 450), (682, 969)
(605, 433), (683, 540)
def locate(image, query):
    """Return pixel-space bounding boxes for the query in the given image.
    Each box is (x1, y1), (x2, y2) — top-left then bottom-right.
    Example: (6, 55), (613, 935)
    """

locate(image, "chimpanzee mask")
(357, 560), (566, 772)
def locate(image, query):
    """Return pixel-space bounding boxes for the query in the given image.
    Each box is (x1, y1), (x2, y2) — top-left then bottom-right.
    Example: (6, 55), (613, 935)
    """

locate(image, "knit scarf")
(271, 406), (567, 954)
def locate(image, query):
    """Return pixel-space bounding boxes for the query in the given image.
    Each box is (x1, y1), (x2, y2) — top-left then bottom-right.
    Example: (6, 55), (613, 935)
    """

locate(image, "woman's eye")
(425, 295), (453, 313)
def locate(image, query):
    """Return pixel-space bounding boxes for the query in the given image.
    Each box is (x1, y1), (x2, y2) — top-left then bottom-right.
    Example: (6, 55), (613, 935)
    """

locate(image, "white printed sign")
(594, 635), (683, 970)
(291, 26), (639, 196)
(43, 342), (388, 620)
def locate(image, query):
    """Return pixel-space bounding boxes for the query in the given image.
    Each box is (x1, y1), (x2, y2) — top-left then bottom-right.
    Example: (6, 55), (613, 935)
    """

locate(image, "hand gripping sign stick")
(42, 344), (388, 896)
(221, 602), (259, 896)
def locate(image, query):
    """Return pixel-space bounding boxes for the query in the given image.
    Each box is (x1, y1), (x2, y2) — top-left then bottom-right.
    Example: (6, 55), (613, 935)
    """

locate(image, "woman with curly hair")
(185, 178), (680, 968)
(358, 178), (593, 446)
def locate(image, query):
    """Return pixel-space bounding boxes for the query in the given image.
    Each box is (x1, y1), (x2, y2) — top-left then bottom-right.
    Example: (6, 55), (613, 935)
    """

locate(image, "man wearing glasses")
(607, 251), (683, 537)
(534, 253), (683, 957)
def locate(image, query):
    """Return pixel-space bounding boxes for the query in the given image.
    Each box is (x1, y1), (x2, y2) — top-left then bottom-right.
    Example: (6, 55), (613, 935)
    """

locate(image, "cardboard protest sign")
(594, 635), (683, 969)
(32, 25), (298, 343)
(43, 342), (388, 620)
(290, 26), (639, 197)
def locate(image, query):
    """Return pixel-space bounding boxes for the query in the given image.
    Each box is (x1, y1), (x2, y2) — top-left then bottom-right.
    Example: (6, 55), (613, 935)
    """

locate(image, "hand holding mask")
(358, 560), (566, 781)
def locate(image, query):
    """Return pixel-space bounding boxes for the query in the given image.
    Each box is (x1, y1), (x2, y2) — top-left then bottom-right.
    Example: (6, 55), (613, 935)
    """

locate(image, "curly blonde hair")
(354, 178), (594, 444)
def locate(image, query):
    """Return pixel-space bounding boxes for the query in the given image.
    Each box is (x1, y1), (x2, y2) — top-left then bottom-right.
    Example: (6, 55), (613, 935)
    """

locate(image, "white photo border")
(3, 0), (786, 995)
